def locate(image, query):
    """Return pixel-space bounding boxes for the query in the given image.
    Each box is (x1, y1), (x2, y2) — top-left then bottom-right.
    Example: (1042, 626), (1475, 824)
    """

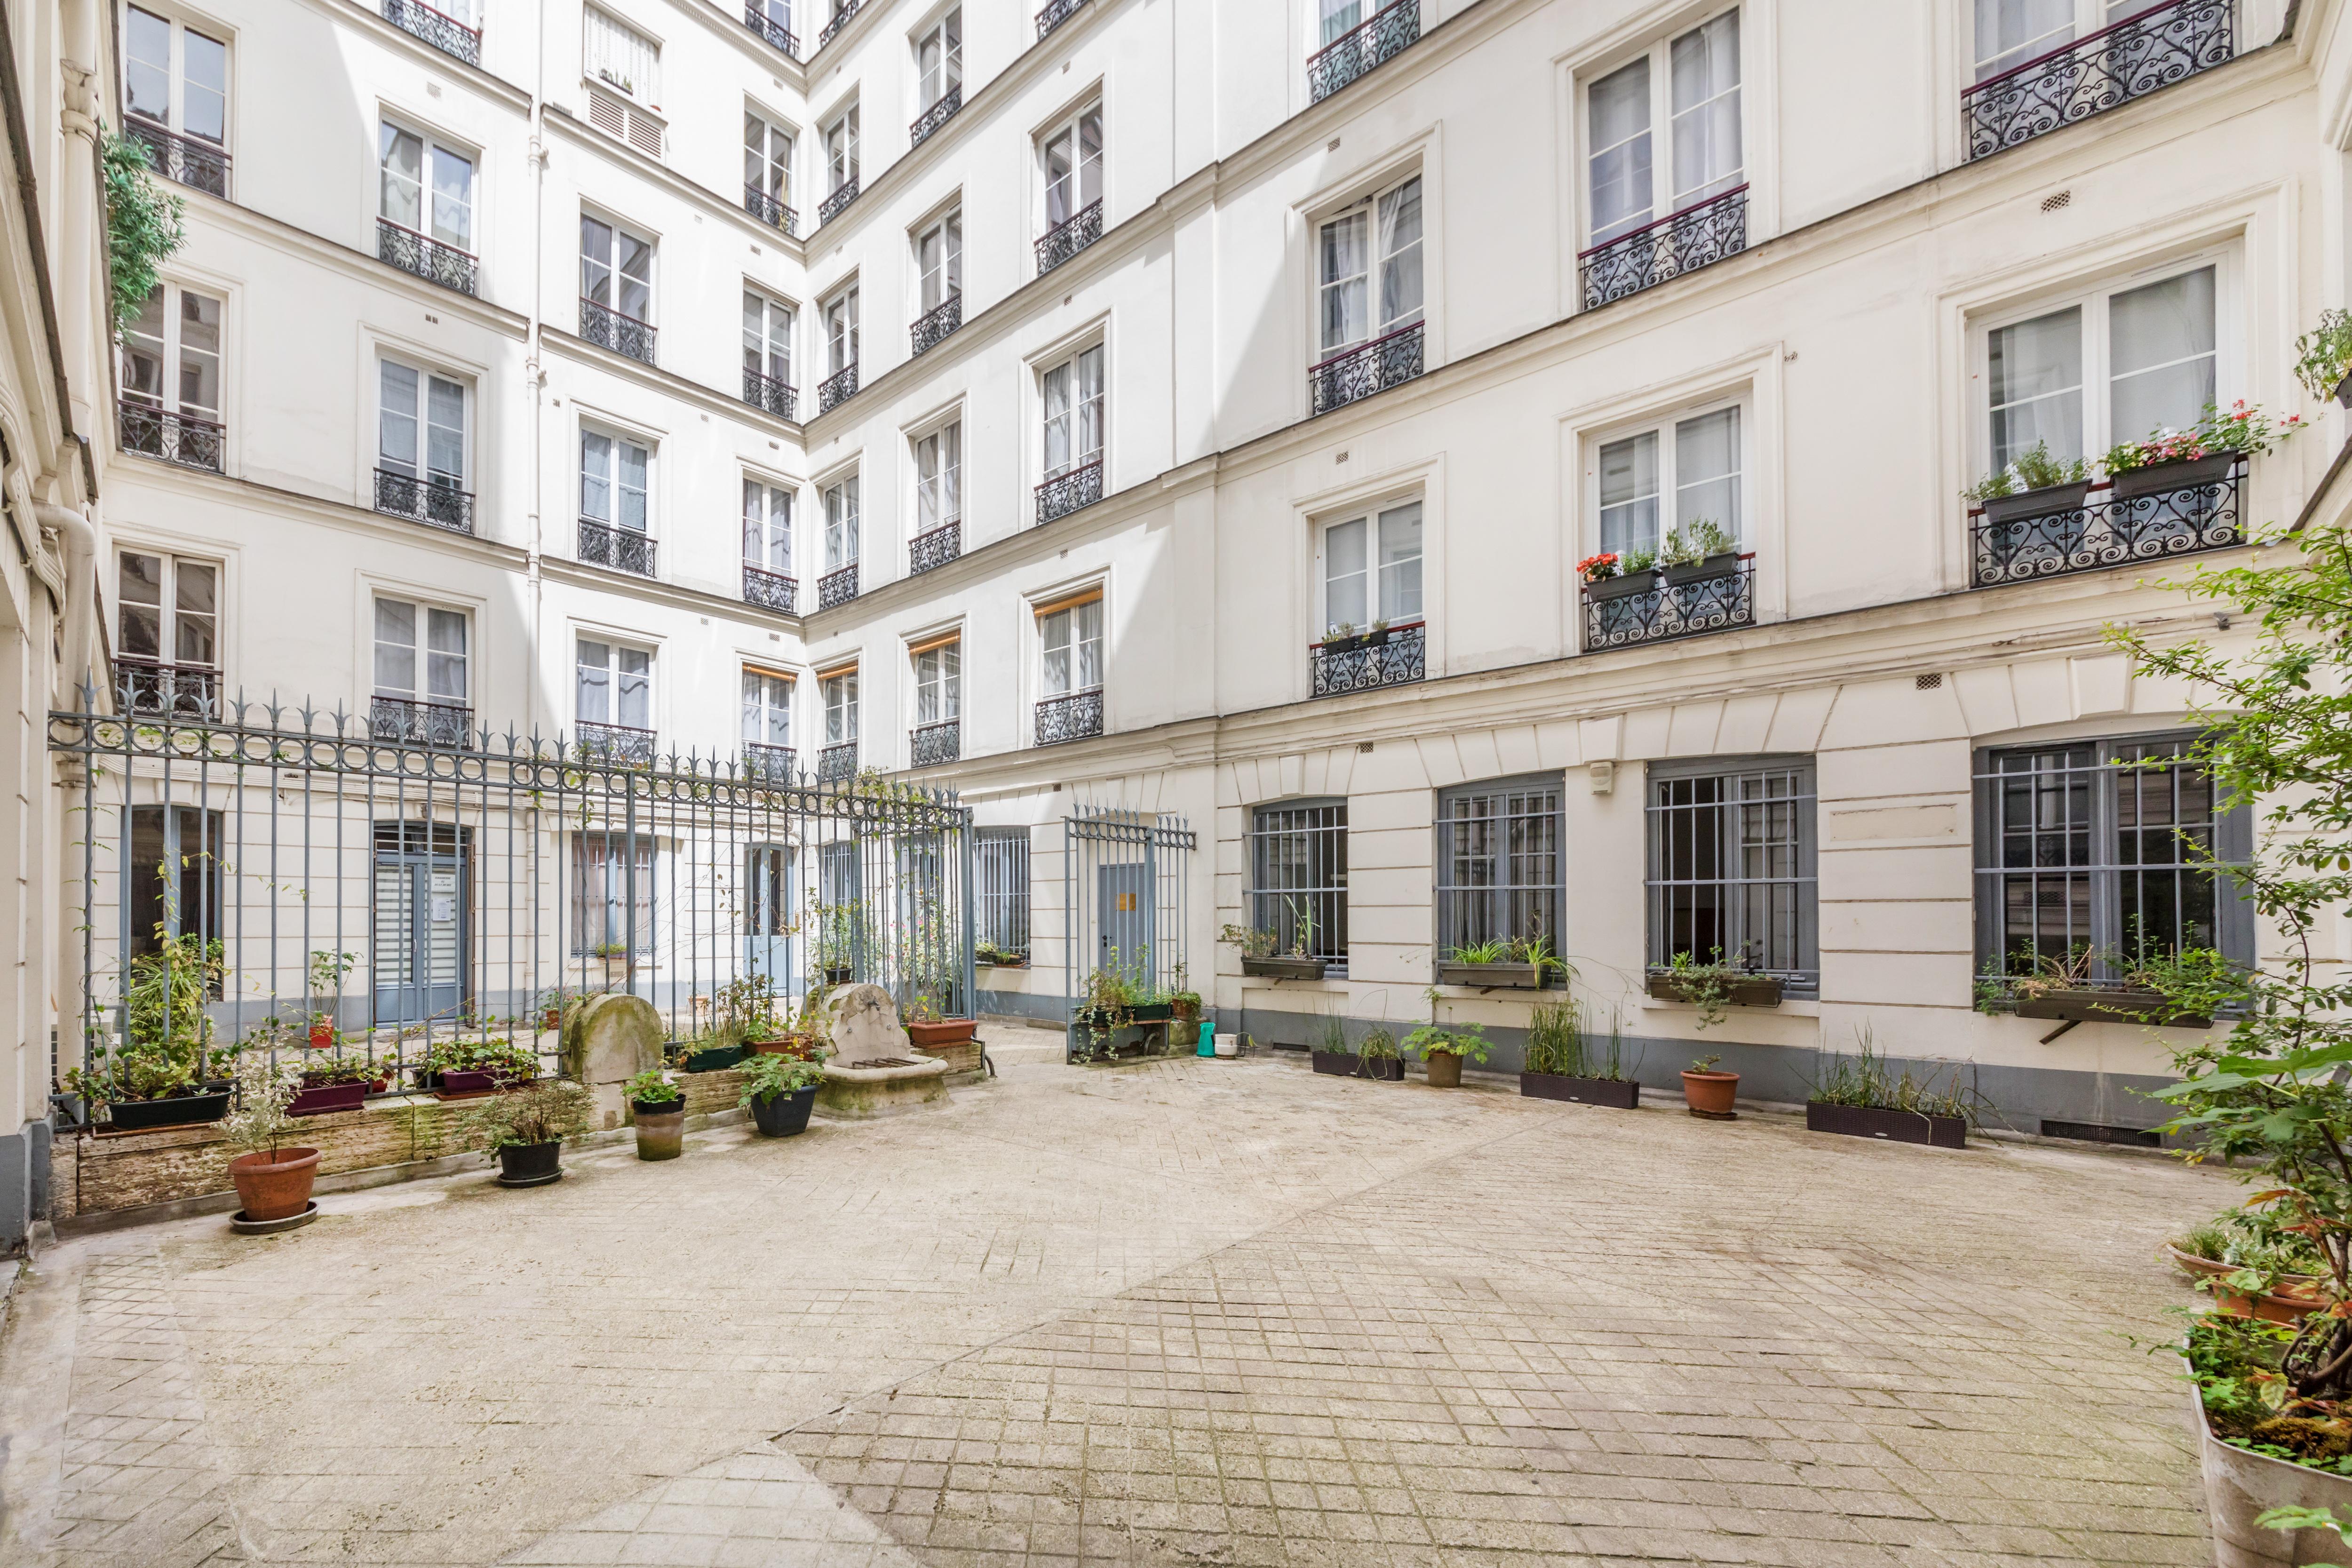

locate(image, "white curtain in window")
(379, 362), (465, 483)
(1974, 0), (2071, 78)
(1674, 408), (1740, 541)
(581, 432), (649, 530)
(918, 10), (961, 105)
(2109, 267), (2216, 441)
(1044, 350), (1103, 477)
(1319, 0), (1362, 45)
(383, 602), (469, 701)
(1376, 178), (1423, 334)
(1376, 501), (1422, 621)
(585, 8), (660, 99)
(1319, 210), (1368, 355)
(915, 645), (960, 724)
(744, 114), (790, 202)
(824, 479), (859, 569)
(1044, 108), (1103, 228)
(1324, 517), (1368, 633)
(1588, 58), (1652, 244)
(826, 291), (859, 371)
(919, 218), (962, 310)
(916, 425), (961, 530)
(741, 671), (791, 746)
(1598, 431), (1660, 557)
(1041, 601), (1103, 694)
(580, 217), (652, 320)
(1988, 306), (2084, 467)
(742, 479), (791, 571)
(742, 292), (791, 381)
(824, 674), (858, 742)
(826, 110), (859, 189)
(1669, 11), (1740, 205)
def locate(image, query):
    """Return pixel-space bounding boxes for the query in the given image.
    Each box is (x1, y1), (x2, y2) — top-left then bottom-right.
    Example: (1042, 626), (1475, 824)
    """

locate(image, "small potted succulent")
(1964, 439), (2091, 525)
(1580, 550), (1653, 602)
(1680, 1053), (1740, 1118)
(627, 1067), (685, 1160)
(1658, 519), (1739, 585)
(739, 1052), (824, 1137)
(462, 1078), (595, 1187)
(2294, 307), (2352, 408)
(1404, 1020), (1490, 1089)
(222, 1052), (320, 1226)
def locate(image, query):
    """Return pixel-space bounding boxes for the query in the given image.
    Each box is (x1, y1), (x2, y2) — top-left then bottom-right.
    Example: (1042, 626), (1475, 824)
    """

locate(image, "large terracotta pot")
(1424, 1052), (1463, 1089)
(228, 1146), (321, 1222)
(1680, 1069), (1740, 1117)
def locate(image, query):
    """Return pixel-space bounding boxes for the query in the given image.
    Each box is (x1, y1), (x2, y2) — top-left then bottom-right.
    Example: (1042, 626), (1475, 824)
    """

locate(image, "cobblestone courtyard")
(0, 1044), (2232, 1567)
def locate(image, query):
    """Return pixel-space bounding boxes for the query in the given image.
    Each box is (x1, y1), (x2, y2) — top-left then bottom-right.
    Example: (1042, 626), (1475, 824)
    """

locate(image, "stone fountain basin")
(816, 1055), (950, 1120)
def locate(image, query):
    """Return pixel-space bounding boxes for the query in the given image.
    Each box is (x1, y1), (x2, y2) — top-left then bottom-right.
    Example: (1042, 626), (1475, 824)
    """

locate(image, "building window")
(742, 288), (795, 412)
(1322, 500), (1421, 637)
(379, 121), (473, 254)
(1039, 595), (1103, 696)
(1042, 345), (1105, 481)
(916, 212), (962, 312)
(580, 429), (651, 534)
(823, 477), (860, 571)
(1974, 735), (2251, 984)
(373, 598), (469, 738)
(742, 668), (792, 750)
(580, 215), (653, 328)
(825, 105), (860, 193)
(124, 6), (227, 147)
(1645, 756), (1817, 985)
(744, 109), (792, 219)
(1318, 176), (1423, 361)
(916, 9), (961, 108)
(118, 550), (217, 676)
(743, 477), (793, 578)
(915, 422), (961, 532)
(1249, 800), (1348, 971)
(826, 287), (860, 373)
(913, 639), (960, 725)
(120, 281), (223, 429)
(576, 637), (652, 730)
(1587, 8), (1741, 248)
(976, 828), (1030, 961)
(571, 832), (655, 954)
(379, 359), (467, 490)
(1041, 102), (1103, 232)
(823, 669), (860, 743)
(1435, 774), (1563, 969)
(1595, 405), (1741, 560)
(1984, 263), (2217, 474)
(585, 7), (660, 99)
(1972, 0), (2153, 79)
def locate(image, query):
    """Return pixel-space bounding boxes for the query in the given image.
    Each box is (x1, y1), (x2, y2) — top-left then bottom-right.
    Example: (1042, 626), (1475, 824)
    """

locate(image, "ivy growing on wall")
(100, 128), (183, 343)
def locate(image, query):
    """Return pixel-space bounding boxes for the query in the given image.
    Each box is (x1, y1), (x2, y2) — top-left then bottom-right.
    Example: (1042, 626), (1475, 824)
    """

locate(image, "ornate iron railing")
(741, 4), (798, 58)
(383, 0), (482, 65)
(580, 297), (656, 364)
(1971, 462), (2243, 588)
(1964, 0), (2233, 160)
(909, 520), (961, 574)
(911, 87), (962, 147)
(743, 366), (798, 421)
(1035, 460), (1103, 525)
(817, 0), (860, 48)
(1579, 185), (1747, 310)
(1035, 199), (1103, 275)
(1583, 562), (1756, 651)
(818, 175), (859, 225)
(1306, 0), (1421, 102)
(742, 564), (798, 613)
(744, 741), (797, 782)
(114, 658), (218, 720)
(578, 518), (657, 577)
(818, 361), (859, 413)
(910, 294), (962, 356)
(124, 117), (228, 198)
(377, 218), (477, 295)
(576, 720), (658, 767)
(818, 563), (860, 609)
(817, 740), (858, 781)
(368, 695), (473, 748)
(1309, 322), (1423, 416)
(911, 720), (961, 767)
(1037, 0), (1087, 37)
(118, 400), (224, 473)
(1035, 690), (1103, 746)
(373, 468), (475, 534)
(1309, 622), (1425, 698)
(743, 185), (798, 237)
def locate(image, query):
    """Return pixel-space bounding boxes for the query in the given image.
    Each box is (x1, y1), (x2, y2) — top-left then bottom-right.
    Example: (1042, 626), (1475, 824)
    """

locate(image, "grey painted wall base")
(977, 987), (1071, 1025)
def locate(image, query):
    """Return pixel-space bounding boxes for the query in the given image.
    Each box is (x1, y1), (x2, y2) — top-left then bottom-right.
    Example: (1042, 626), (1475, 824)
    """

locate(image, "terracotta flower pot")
(1680, 1069), (1740, 1117)
(228, 1146), (321, 1222)
(1424, 1053), (1463, 1089)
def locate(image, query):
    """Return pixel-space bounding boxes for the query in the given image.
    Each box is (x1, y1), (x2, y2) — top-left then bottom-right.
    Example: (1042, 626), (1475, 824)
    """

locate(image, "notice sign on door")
(1115, 893), (1137, 912)
(431, 870), (457, 923)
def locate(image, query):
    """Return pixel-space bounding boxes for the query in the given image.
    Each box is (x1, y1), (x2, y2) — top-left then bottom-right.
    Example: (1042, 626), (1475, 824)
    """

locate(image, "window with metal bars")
(976, 828), (1031, 960)
(1645, 756), (1816, 987)
(1248, 801), (1348, 970)
(1434, 775), (1562, 970)
(570, 832), (655, 954)
(1973, 734), (2251, 984)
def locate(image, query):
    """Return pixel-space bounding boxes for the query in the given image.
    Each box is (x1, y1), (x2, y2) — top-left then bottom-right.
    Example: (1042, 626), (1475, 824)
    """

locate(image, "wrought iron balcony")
(909, 520), (961, 574)
(1037, 0), (1087, 38)
(741, 3), (797, 59)
(577, 720), (657, 767)
(1579, 184), (1748, 310)
(816, 740), (858, 782)
(911, 720), (960, 767)
(817, 0), (860, 48)
(1582, 560), (1755, 651)
(1310, 622), (1425, 698)
(579, 518), (657, 577)
(1035, 199), (1102, 275)
(124, 116), (228, 199)
(1306, 0), (1420, 103)
(1035, 460), (1103, 525)
(1309, 322), (1423, 417)
(580, 297), (656, 364)
(743, 184), (799, 237)
(374, 468), (475, 535)
(369, 695), (473, 748)
(911, 87), (962, 147)
(743, 366), (798, 420)
(383, 0), (482, 65)
(377, 218), (477, 295)
(1964, 0), (2233, 161)
(1971, 459), (2243, 588)
(1035, 690), (1103, 746)
(910, 294), (962, 356)
(118, 399), (224, 473)
(818, 563), (860, 609)
(818, 361), (859, 413)
(818, 175), (859, 225)
(743, 563), (798, 613)
(116, 658), (218, 720)
(744, 741), (797, 783)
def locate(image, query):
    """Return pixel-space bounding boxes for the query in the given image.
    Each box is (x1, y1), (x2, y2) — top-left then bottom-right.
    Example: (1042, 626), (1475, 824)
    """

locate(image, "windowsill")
(1639, 995), (1821, 1017)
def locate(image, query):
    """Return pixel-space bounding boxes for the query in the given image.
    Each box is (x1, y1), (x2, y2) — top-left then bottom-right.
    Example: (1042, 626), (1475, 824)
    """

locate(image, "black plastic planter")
(495, 1140), (565, 1186)
(1805, 1100), (1966, 1150)
(1660, 551), (1740, 586)
(1980, 481), (2091, 526)
(1241, 956), (1327, 980)
(1645, 972), (1784, 1008)
(1520, 1073), (1639, 1109)
(2013, 988), (2211, 1028)
(1582, 570), (1658, 602)
(2111, 453), (2234, 501)
(749, 1085), (818, 1137)
(1359, 1057), (1405, 1081)
(1438, 961), (1542, 989)
(1310, 1050), (1355, 1076)
(106, 1090), (230, 1131)
(682, 1044), (747, 1073)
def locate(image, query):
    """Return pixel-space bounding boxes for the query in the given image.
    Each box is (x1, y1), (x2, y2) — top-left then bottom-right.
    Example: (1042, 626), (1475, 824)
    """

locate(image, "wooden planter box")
(1242, 956), (1327, 980)
(1520, 1073), (1638, 1109)
(1645, 972), (1784, 1008)
(2013, 988), (2211, 1028)
(1805, 1100), (1967, 1150)
(1438, 961), (1542, 989)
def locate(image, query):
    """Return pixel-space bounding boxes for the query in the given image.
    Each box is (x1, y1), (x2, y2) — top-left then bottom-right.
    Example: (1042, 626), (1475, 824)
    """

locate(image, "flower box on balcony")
(1242, 956), (1326, 980)
(1646, 971), (1784, 1008)
(2012, 988), (2211, 1029)
(2110, 453), (2236, 501)
(1979, 480), (2090, 526)
(1660, 551), (1740, 586)
(1582, 570), (1659, 602)
(1319, 628), (1391, 655)
(1438, 960), (1543, 989)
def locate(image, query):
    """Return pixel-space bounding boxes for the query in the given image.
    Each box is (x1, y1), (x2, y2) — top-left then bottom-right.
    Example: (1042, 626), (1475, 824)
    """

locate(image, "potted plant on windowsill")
(628, 1068), (685, 1160)
(1645, 949), (1783, 1021)
(1520, 996), (1640, 1110)
(1319, 621), (1368, 655)
(461, 1078), (595, 1187)
(2102, 400), (2299, 501)
(1977, 944), (2221, 1030)
(290, 1053), (382, 1116)
(1580, 550), (1655, 602)
(1657, 519), (1740, 585)
(589, 942), (636, 986)
(1679, 1054), (1739, 1118)
(2295, 307), (2352, 409)
(739, 1051), (824, 1137)
(1224, 919), (1325, 981)
(1965, 439), (2092, 525)
(976, 942), (1028, 970)
(1437, 936), (1563, 990)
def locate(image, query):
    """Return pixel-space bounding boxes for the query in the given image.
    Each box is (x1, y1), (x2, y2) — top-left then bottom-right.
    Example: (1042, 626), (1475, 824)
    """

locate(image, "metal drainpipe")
(526, 0), (548, 740)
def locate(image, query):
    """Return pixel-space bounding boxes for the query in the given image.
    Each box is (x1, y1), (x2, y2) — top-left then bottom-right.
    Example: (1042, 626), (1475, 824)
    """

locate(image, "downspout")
(528, 0), (549, 740)
(36, 501), (98, 704)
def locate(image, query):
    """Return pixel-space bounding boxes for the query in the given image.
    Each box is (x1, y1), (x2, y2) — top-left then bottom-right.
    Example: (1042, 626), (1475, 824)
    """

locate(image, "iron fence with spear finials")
(46, 686), (974, 1122)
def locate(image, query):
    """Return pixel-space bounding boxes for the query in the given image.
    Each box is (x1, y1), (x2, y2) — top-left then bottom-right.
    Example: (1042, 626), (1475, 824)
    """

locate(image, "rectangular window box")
(1646, 970), (1785, 1008)
(1979, 481), (2092, 527)
(2012, 988), (2211, 1029)
(1581, 569), (1658, 603)
(1241, 956), (1326, 980)
(1804, 1101), (1966, 1150)
(2111, 452), (2235, 501)
(1520, 1073), (1640, 1109)
(1437, 961), (1543, 989)
(1660, 550), (1741, 586)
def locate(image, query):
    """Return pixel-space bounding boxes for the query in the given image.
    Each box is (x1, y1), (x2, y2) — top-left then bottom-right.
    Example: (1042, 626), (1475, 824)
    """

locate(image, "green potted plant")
(1980, 942), (2220, 1028)
(976, 941), (1028, 970)
(1680, 1053), (1739, 1117)
(903, 994), (980, 1049)
(739, 1052), (824, 1137)
(1658, 518), (1739, 585)
(2295, 306), (2352, 407)
(1437, 935), (1565, 990)
(222, 1051), (319, 1226)
(1646, 948), (1782, 1019)
(1309, 1012), (1356, 1077)
(1319, 620), (1367, 654)
(1224, 915), (1324, 981)
(1803, 1030), (1969, 1149)
(1579, 550), (1653, 603)
(461, 1078), (595, 1186)
(78, 929), (229, 1130)
(289, 1052), (382, 1116)
(305, 948), (358, 1047)
(1520, 996), (1638, 1109)
(2102, 399), (2300, 501)
(1404, 1021), (1489, 1088)
(627, 1067), (684, 1160)
(1963, 439), (2091, 525)
(1357, 1026), (1404, 1082)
